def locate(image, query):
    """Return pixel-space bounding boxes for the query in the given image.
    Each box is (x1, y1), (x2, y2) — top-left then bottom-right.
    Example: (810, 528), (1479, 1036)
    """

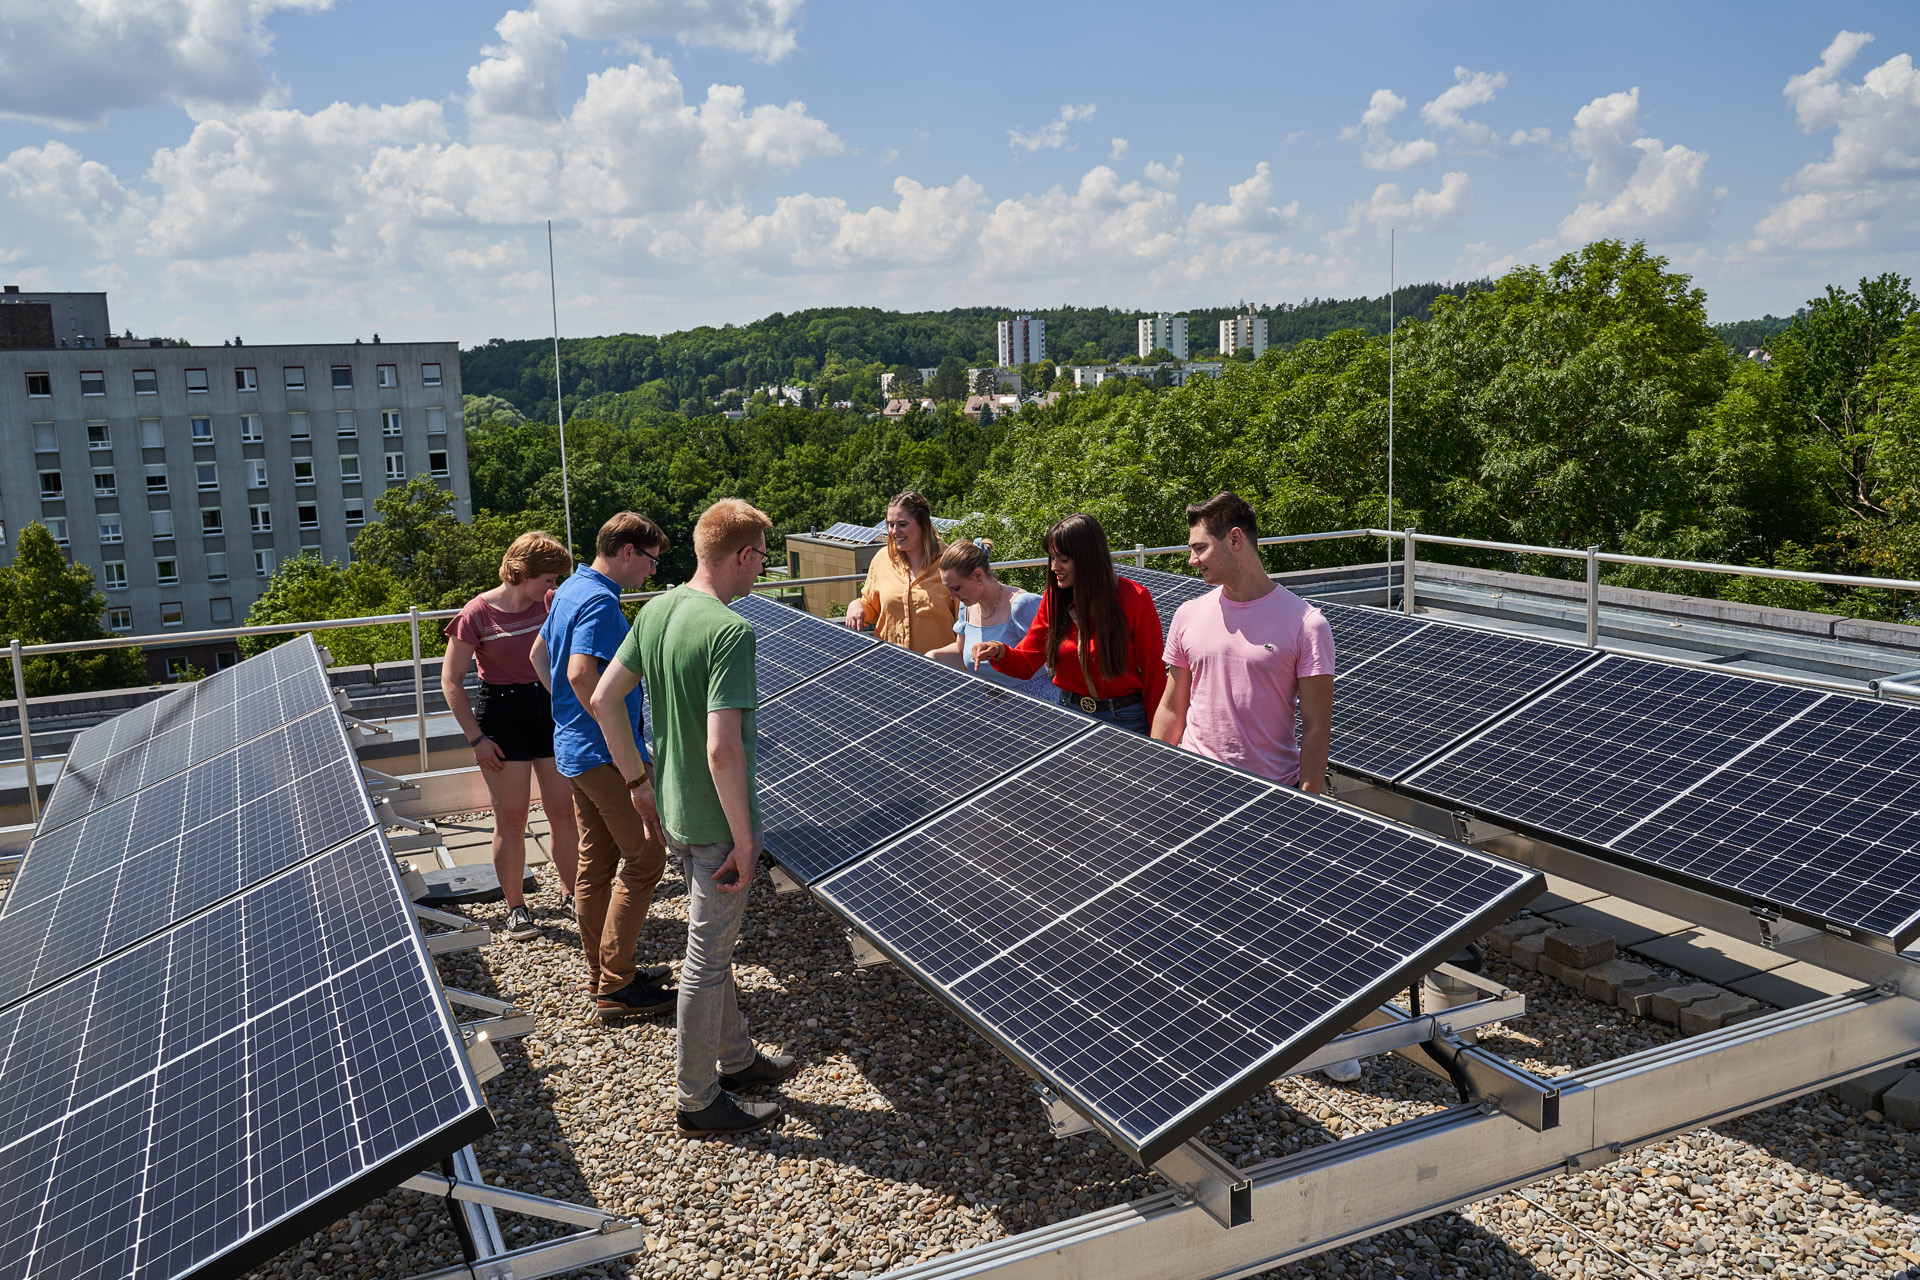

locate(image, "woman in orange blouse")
(842, 490), (959, 654)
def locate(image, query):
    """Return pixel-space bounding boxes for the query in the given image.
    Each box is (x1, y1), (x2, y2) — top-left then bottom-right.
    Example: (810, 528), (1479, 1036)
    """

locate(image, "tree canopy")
(0, 522), (149, 695)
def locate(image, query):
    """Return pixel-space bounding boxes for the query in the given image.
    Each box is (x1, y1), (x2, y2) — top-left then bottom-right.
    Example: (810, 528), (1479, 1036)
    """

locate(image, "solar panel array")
(0, 636), (490, 1279)
(731, 591), (877, 698)
(1115, 563), (1213, 640)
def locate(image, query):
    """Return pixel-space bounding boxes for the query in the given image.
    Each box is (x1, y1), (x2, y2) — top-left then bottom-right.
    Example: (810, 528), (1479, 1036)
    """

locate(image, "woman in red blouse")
(972, 513), (1166, 732)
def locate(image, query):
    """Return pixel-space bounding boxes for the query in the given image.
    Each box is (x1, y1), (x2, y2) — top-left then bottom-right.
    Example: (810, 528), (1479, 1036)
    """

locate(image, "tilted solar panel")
(756, 644), (1094, 883)
(1114, 563), (1212, 640)
(0, 831), (489, 1280)
(1331, 624), (1597, 781)
(1316, 599), (1429, 668)
(0, 707), (377, 1007)
(818, 727), (1541, 1164)
(730, 591), (878, 698)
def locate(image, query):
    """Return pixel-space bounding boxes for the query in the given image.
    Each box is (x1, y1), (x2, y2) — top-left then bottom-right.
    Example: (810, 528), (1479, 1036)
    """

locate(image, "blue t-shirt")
(954, 590), (1044, 692)
(541, 565), (647, 776)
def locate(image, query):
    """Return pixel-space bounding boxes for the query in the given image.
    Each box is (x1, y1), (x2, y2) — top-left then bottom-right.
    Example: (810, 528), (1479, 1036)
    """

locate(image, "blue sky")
(0, 1), (1915, 346)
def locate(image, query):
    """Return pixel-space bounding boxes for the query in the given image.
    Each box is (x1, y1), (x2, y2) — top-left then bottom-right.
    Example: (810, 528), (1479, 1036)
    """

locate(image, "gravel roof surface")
(246, 846), (1920, 1280)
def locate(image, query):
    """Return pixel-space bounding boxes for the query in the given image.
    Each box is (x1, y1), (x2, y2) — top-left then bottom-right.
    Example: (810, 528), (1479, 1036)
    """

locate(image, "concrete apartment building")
(1137, 313), (1189, 360)
(0, 287), (468, 675)
(1219, 313), (1268, 358)
(997, 315), (1045, 367)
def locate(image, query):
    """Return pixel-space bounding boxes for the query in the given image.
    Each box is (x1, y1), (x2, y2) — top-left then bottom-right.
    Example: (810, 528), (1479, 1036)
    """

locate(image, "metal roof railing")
(8, 526), (1920, 825)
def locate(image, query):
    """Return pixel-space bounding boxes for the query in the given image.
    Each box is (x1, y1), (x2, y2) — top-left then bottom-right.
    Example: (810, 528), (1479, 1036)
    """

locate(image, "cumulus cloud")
(1534, 86), (1720, 248)
(533, 0), (806, 61)
(0, 0), (334, 128)
(1008, 103), (1096, 152)
(1361, 172), (1473, 229)
(1346, 89), (1438, 170)
(1749, 30), (1920, 254)
(1109, 137), (1129, 160)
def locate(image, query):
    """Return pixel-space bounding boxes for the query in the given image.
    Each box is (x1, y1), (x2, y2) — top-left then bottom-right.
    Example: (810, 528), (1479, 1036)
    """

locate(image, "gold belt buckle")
(1079, 695), (1099, 714)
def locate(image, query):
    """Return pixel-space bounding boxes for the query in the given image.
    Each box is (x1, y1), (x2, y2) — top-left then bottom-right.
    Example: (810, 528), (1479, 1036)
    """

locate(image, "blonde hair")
(887, 490), (942, 562)
(498, 530), (572, 584)
(693, 498), (773, 563)
(938, 538), (996, 580)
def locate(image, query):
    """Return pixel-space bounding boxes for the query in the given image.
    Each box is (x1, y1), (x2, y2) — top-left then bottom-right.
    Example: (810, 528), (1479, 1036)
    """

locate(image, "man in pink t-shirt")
(1151, 492), (1335, 791)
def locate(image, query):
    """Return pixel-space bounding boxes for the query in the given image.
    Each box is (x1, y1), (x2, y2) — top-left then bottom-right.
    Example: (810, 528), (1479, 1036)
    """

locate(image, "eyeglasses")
(742, 545), (771, 565)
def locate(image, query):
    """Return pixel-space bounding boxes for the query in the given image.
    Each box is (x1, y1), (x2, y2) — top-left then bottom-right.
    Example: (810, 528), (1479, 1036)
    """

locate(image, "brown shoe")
(595, 979), (675, 1020)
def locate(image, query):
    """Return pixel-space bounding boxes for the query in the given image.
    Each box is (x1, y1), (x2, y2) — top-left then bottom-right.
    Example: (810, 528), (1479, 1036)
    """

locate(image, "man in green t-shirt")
(592, 497), (799, 1136)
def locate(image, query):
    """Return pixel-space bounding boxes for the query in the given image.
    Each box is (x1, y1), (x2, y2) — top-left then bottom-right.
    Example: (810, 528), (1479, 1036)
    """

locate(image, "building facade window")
(146, 464), (169, 493)
(133, 369), (158, 395)
(107, 606), (132, 631)
(160, 602), (185, 628)
(249, 504), (272, 532)
(240, 414), (263, 442)
(103, 561), (127, 589)
(248, 460), (269, 488)
(210, 598), (233, 624)
(335, 410), (356, 436)
(201, 507), (223, 535)
(376, 364), (398, 388)
(297, 503), (319, 529)
(44, 517), (68, 544)
(80, 371), (105, 396)
(344, 501), (365, 526)
(26, 372), (51, 397)
(285, 366), (306, 391)
(196, 462), (218, 489)
(33, 422), (58, 451)
(98, 516), (122, 544)
(141, 420), (164, 448)
(235, 367), (258, 392)
(422, 362), (442, 386)
(385, 452), (405, 481)
(206, 551), (228, 580)
(92, 470), (116, 496)
(429, 450), (449, 477)
(255, 549), (275, 577)
(87, 422), (110, 450)
(156, 558), (179, 585)
(191, 417), (213, 442)
(330, 365), (353, 389)
(292, 459), (315, 484)
(39, 471), (62, 498)
(151, 510), (174, 540)
(381, 410), (403, 435)
(340, 454), (360, 481)
(185, 368), (209, 393)
(425, 405), (446, 433)
(288, 412), (309, 439)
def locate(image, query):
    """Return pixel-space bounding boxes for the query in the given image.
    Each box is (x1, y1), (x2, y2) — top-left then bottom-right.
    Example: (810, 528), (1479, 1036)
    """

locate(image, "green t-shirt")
(615, 585), (760, 846)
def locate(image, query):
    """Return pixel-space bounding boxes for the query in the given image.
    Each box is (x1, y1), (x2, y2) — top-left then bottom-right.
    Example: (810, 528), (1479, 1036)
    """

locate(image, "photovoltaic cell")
(1331, 625), (1596, 780)
(39, 637), (336, 833)
(0, 707), (376, 1008)
(0, 831), (489, 1280)
(756, 644), (1093, 883)
(1316, 600), (1430, 667)
(1115, 563), (1214, 640)
(818, 727), (1540, 1163)
(730, 592), (878, 698)
(1405, 655), (1826, 848)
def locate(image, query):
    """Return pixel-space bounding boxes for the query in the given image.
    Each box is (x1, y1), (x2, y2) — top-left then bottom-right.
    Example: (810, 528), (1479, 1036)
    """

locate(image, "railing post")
(1134, 542), (1147, 568)
(1402, 528), (1417, 616)
(1586, 544), (1601, 648)
(9, 638), (40, 824)
(409, 607), (430, 773)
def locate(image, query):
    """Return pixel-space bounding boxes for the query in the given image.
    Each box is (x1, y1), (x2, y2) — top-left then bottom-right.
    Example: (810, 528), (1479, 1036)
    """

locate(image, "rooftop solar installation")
(730, 591), (878, 698)
(817, 727), (1541, 1164)
(38, 636), (335, 833)
(1114, 563), (1213, 639)
(1316, 599), (1431, 667)
(755, 643), (1094, 884)
(1331, 624), (1597, 781)
(0, 830), (489, 1280)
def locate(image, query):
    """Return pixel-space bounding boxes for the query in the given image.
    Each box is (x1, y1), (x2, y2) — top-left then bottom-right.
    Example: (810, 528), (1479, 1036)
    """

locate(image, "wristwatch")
(626, 774), (648, 791)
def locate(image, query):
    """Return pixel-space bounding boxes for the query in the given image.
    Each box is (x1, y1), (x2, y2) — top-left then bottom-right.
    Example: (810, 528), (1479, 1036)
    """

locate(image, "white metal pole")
(9, 638), (39, 823)
(410, 606), (429, 773)
(1386, 228), (1395, 608)
(547, 220), (575, 557)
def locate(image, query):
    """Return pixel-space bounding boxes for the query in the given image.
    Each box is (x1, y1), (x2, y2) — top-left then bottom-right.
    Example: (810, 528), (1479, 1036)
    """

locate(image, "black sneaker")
(558, 893), (576, 918)
(718, 1051), (799, 1091)
(595, 978), (675, 1020)
(502, 906), (538, 941)
(635, 962), (672, 983)
(676, 1092), (781, 1136)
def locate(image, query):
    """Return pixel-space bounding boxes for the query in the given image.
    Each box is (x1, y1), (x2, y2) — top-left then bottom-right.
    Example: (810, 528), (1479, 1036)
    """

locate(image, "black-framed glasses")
(742, 545), (771, 565)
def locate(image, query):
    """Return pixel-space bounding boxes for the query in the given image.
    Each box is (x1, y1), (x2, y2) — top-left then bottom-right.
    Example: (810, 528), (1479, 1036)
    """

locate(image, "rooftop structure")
(0, 285), (111, 350)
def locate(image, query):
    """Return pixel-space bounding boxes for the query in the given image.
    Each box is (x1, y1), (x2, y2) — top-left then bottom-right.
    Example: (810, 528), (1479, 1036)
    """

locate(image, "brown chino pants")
(568, 762), (668, 997)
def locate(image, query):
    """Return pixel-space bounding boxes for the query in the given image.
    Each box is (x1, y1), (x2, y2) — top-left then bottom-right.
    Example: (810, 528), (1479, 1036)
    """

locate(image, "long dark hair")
(1042, 513), (1128, 683)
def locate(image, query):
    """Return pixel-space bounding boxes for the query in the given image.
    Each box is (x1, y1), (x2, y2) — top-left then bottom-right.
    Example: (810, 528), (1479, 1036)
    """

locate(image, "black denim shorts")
(474, 682), (555, 761)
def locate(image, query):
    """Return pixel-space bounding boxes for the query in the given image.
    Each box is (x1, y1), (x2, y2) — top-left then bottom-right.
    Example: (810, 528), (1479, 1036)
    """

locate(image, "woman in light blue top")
(928, 539), (1044, 691)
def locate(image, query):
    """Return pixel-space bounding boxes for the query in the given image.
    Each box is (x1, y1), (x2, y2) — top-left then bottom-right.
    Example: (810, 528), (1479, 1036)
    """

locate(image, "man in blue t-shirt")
(532, 511), (674, 1019)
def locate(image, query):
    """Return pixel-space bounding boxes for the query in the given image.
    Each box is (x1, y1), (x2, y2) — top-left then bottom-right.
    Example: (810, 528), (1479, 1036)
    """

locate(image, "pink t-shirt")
(445, 596), (547, 686)
(1163, 584), (1335, 784)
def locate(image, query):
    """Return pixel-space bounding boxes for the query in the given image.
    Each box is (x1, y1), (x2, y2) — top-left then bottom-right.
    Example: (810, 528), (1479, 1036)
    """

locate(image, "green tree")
(0, 523), (150, 694)
(928, 356), (968, 401)
(239, 554), (415, 666)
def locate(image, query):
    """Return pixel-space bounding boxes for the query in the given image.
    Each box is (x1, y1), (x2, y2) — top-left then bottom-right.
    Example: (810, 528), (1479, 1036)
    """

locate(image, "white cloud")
(534, 0), (806, 62)
(1109, 137), (1129, 160)
(1186, 162), (1298, 239)
(1361, 172), (1473, 229)
(1535, 86), (1720, 248)
(1420, 67), (1505, 152)
(1749, 30), (1920, 254)
(1348, 88), (1438, 170)
(0, 0), (334, 128)
(1008, 103), (1096, 152)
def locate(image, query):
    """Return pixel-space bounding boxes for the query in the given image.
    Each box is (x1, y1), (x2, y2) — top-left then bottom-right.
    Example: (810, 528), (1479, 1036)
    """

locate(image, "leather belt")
(1061, 691), (1144, 715)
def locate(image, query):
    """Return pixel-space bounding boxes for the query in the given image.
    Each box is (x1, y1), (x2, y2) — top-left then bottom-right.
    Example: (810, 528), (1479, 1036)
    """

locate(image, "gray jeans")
(669, 835), (758, 1109)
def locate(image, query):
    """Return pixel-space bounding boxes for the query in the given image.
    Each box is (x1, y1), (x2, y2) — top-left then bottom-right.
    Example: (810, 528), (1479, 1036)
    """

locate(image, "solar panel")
(817, 727), (1541, 1164)
(1114, 563), (1213, 640)
(756, 644), (1094, 883)
(1330, 624), (1596, 781)
(0, 707), (377, 1007)
(1317, 599), (1430, 667)
(0, 830), (489, 1280)
(1405, 655), (1826, 849)
(39, 637), (336, 833)
(730, 592), (878, 698)
(819, 522), (882, 543)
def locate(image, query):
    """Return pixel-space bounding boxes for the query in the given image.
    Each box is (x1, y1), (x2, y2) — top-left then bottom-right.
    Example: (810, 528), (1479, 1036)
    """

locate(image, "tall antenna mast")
(1386, 227), (1395, 608)
(547, 219), (575, 557)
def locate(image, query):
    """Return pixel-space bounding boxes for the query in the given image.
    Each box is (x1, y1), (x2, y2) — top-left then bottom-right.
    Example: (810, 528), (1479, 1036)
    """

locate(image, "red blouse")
(991, 576), (1167, 712)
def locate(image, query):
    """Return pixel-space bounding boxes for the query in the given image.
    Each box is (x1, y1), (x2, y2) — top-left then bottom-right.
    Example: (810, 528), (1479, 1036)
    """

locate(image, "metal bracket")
(462, 1013), (537, 1044)
(316, 644), (333, 667)
(1433, 1037), (1561, 1131)
(414, 902), (477, 929)
(465, 1033), (504, 1083)
(401, 1147), (647, 1280)
(363, 766), (417, 793)
(342, 713), (392, 742)
(444, 987), (515, 1015)
(424, 928), (492, 955)
(1451, 810), (1511, 845)
(1152, 1138), (1251, 1229)
(377, 798), (438, 835)
(400, 868), (430, 900)
(845, 927), (890, 968)
(1751, 906), (1820, 951)
(768, 862), (805, 895)
(1037, 1087), (1094, 1138)
(1294, 973), (1525, 1078)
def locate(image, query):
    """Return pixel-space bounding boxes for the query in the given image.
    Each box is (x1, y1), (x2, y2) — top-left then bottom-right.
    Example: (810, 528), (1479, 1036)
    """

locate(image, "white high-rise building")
(997, 315), (1045, 367)
(1138, 313), (1189, 360)
(1219, 313), (1269, 358)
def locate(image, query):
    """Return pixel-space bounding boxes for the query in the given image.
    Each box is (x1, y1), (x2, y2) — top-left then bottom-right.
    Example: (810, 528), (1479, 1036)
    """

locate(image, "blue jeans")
(1066, 696), (1148, 733)
(668, 835), (759, 1110)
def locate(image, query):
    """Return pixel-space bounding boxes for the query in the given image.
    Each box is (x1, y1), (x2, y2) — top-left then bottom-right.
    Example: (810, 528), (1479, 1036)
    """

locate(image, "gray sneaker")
(502, 905), (538, 941)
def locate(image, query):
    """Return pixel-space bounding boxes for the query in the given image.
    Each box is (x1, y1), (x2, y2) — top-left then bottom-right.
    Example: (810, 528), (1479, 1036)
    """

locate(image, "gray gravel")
(246, 855), (1920, 1280)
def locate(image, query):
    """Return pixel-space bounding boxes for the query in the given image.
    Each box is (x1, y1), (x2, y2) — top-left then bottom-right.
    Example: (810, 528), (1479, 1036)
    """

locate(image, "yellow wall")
(786, 537), (885, 618)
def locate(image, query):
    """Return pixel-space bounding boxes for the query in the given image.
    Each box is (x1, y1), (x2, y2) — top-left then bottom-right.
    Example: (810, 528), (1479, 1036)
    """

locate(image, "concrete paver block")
(1540, 896), (1693, 951)
(1544, 927), (1616, 969)
(1881, 1072), (1920, 1129)
(1618, 979), (1682, 1015)
(1830, 1066), (1914, 1115)
(1679, 994), (1762, 1035)
(1647, 983), (1729, 1025)
(1582, 959), (1655, 1004)
(1511, 932), (1548, 972)
(1487, 917), (1554, 957)
(1726, 963), (1862, 1010)
(1526, 873), (1608, 914)
(1633, 929), (1792, 986)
